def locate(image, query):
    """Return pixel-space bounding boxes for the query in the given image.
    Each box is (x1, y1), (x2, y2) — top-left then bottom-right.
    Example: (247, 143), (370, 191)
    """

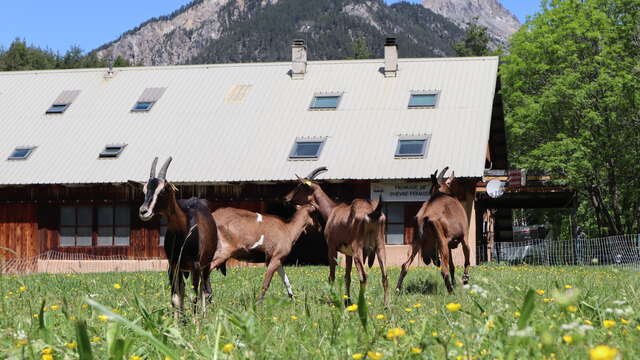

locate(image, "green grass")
(0, 265), (638, 359)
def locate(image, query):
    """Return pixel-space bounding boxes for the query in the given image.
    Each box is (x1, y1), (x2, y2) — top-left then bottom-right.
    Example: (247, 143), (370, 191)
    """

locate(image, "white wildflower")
(508, 326), (535, 337)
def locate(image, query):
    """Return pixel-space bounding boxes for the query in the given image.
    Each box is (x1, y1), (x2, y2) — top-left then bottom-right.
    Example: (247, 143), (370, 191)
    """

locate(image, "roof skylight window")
(46, 104), (70, 114)
(289, 139), (325, 160)
(309, 94), (341, 110)
(408, 92), (439, 108)
(131, 87), (166, 113)
(132, 101), (155, 112)
(395, 137), (430, 158)
(8, 146), (35, 160)
(99, 145), (126, 159)
(46, 90), (81, 114)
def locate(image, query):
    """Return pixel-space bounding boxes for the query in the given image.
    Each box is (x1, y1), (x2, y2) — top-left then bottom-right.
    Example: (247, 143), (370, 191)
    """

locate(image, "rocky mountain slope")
(421, 0), (521, 44)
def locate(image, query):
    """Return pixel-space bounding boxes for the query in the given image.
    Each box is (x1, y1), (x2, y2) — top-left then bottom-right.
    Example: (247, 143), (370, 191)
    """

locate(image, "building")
(0, 39), (508, 270)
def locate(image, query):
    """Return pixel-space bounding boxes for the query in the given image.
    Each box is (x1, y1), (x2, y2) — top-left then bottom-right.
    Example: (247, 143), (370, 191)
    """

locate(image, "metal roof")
(0, 56), (499, 185)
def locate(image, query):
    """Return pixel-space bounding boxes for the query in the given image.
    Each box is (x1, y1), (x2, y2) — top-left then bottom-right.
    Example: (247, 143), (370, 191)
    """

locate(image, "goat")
(209, 204), (320, 301)
(285, 167), (389, 306)
(395, 168), (471, 294)
(135, 157), (218, 317)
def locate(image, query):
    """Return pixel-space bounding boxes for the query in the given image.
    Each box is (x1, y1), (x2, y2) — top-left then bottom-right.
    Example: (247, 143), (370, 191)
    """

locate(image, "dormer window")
(408, 91), (439, 109)
(289, 138), (326, 160)
(309, 93), (342, 110)
(8, 146), (36, 160)
(395, 136), (430, 158)
(99, 145), (126, 158)
(46, 90), (80, 114)
(131, 87), (166, 112)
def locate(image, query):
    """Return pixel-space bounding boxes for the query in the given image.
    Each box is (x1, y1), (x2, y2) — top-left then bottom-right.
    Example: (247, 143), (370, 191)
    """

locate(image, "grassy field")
(0, 265), (637, 360)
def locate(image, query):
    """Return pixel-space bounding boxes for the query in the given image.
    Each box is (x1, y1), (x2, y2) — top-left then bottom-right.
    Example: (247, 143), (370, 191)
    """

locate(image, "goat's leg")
(439, 242), (453, 293)
(461, 235), (471, 285)
(375, 243), (389, 307)
(328, 245), (338, 284)
(169, 265), (185, 321)
(201, 265), (213, 304)
(396, 243), (420, 292)
(344, 255), (353, 302)
(276, 265), (294, 299)
(191, 263), (201, 315)
(448, 249), (456, 287)
(353, 251), (368, 297)
(258, 259), (281, 302)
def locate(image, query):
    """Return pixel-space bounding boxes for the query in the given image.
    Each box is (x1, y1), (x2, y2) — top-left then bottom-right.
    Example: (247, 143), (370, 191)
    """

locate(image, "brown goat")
(285, 167), (389, 305)
(395, 168), (471, 294)
(209, 204), (319, 301)
(135, 157), (218, 317)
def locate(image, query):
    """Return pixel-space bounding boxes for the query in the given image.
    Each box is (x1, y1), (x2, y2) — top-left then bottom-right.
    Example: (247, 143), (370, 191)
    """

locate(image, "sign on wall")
(371, 181), (431, 202)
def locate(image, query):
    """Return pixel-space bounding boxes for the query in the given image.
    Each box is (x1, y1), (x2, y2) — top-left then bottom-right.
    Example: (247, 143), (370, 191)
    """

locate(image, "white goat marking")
(250, 234), (264, 249)
(256, 213), (263, 222)
(277, 266), (293, 297)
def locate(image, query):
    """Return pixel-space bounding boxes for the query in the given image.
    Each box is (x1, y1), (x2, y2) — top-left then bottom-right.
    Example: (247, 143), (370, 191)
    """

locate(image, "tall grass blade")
(86, 298), (180, 360)
(75, 320), (94, 360)
(517, 289), (536, 330)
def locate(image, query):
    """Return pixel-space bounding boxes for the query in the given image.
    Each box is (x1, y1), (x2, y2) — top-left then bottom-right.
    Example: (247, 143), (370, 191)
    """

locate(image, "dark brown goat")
(135, 157), (218, 317)
(210, 204), (319, 301)
(285, 167), (389, 305)
(395, 168), (471, 293)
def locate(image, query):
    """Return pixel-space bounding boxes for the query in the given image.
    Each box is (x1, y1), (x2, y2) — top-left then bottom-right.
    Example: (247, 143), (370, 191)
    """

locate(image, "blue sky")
(0, 0), (542, 54)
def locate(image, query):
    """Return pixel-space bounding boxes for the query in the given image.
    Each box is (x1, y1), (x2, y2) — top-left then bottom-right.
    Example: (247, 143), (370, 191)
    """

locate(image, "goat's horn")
(437, 167), (449, 182)
(149, 157), (158, 179)
(158, 156), (173, 180)
(306, 166), (328, 180)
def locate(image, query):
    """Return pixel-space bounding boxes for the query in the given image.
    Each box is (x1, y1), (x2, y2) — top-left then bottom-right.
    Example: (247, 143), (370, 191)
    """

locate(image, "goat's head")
(297, 203), (322, 234)
(429, 167), (455, 195)
(284, 166), (328, 205)
(138, 157), (174, 222)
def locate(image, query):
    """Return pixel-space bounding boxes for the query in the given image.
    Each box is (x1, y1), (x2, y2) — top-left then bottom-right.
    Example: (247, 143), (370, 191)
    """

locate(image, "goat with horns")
(133, 157), (219, 317)
(395, 167), (471, 294)
(285, 167), (389, 306)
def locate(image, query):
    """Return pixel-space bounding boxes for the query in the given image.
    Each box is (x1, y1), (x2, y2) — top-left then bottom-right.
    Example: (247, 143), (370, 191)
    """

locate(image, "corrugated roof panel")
(0, 57), (498, 185)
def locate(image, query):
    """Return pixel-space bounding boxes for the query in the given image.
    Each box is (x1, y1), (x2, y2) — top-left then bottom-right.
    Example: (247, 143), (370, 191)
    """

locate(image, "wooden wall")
(0, 204), (38, 259)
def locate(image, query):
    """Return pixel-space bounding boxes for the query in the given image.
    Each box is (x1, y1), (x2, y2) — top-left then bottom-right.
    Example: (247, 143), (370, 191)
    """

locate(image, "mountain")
(421, 0), (521, 45)
(95, 0), (466, 66)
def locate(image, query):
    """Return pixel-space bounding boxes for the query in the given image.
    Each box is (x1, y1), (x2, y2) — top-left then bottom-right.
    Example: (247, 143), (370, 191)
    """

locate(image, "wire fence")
(477, 234), (640, 268)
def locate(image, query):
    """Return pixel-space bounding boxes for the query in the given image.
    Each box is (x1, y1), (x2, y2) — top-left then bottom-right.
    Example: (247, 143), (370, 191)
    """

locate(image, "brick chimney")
(291, 39), (307, 79)
(384, 36), (398, 77)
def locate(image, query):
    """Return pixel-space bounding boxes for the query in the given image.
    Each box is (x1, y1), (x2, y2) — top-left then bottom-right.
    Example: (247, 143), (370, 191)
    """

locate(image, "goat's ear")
(296, 174), (313, 187)
(446, 171), (455, 186)
(127, 180), (144, 189)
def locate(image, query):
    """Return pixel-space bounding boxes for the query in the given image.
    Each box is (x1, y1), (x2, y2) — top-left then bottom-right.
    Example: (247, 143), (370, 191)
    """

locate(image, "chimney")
(291, 39), (307, 79)
(384, 36), (398, 77)
(104, 55), (115, 79)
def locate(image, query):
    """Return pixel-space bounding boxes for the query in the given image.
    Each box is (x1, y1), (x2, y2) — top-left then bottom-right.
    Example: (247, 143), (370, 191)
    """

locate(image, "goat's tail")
(367, 195), (384, 223)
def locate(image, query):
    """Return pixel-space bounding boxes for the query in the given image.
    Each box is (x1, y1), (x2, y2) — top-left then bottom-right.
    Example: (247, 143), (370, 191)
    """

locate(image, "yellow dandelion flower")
(480, 349), (489, 355)
(564, 285), (572, 289)
(487, 320), (495, 329)
(584, 319), (593, 325)
(290, 315), (298, 320)
(408, 319), (416, 324)
(343, 295), (350, 299)
(603, 320), (616, 329)
(91, 336), (101, 342)
(15, 339), (28, 347)
(98, 315), (109, 322)
(272, 316), (278, 321)
(42, 355), (53, 360)
(589, 345), (618, 360)
(543, 298), (554, 303)
(113, 283), (121, 289)
(413, 303), (422, 308)
(404, 308), (413, 312)
(50, 305), (59, 311)
(620, 318), (629, 324)
(313, 322), (319, 327)
(376, 314), (385, 320)
(32, 314), (39, 318)
(66, 342), (77, 349)
(352, 353), (363, 360)
(636, 325), (640, 331)
(130, 356), (142, 360)
(386, 327), (406, 339)
(41, 347), (53, 354)
(536, 289), (545, 295)
(446, 303), (461, 312)
(19, 286), (27, 292)
(410, 347), (422, 354)
(567, 305), (578, 313)
(222, 343), (235, 353)
(367, 351), (384, 360)
(431, 331), (438, 337)
(514, 311), (521, 317)
(455, 340), (464, 348)
(346, 304), (358, 312)
(82, 304), (89, 309)
(562, 335), (573, 344)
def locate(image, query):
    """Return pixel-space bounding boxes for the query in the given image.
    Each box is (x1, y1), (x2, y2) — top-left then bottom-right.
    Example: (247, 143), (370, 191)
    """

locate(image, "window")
(60, 206), (93, 247)
(384, 203), (405, 245)
(309, 94), (341, 110)
(408, 92), (439, 108)
(159, 217), (168, 247)
(132, 101), (155, 112)
(395, 137), (430, 158)
(132, 87), (166, 112)
(8, 146), (35, 160)
(46, 90), (80, 114)
(99, 145), (126, 158)
(289, 139), (325, 159)
(97, 206), (130, 246)
(46, 104), (69, 114)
